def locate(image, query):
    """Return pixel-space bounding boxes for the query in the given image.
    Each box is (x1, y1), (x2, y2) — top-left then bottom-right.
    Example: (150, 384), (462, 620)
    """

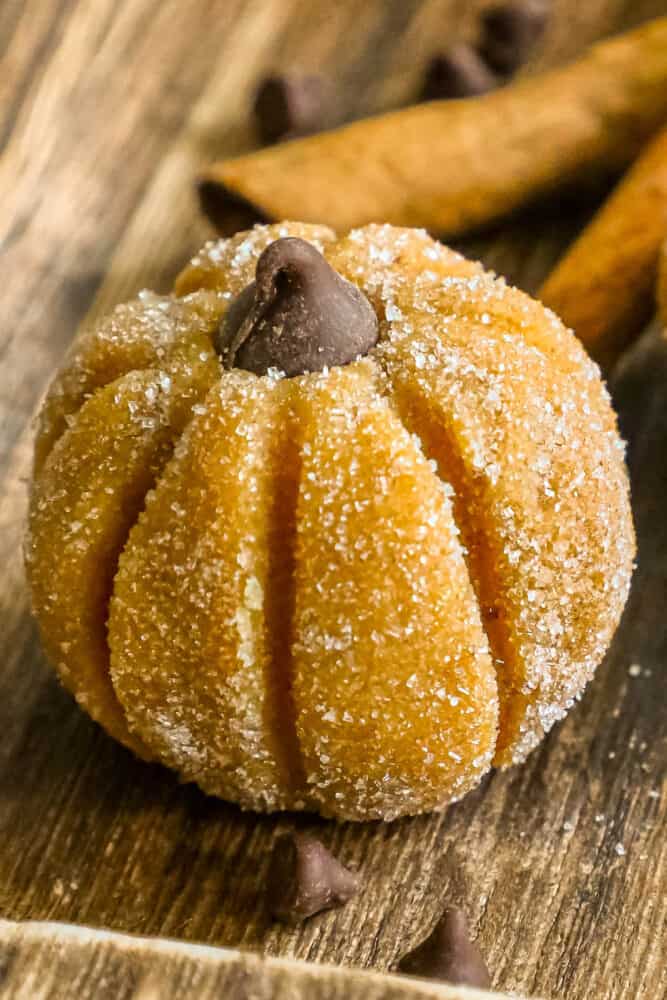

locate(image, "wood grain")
(0, 920), (517, 1000)
(0, 3), (666, 1000)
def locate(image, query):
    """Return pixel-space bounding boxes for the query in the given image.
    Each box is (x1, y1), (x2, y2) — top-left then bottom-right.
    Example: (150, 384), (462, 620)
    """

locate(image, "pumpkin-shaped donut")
(26, 223), (634, 821)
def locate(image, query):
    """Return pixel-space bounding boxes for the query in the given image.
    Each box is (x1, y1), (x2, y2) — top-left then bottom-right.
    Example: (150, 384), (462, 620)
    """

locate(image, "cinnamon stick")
(199, 17), (667, 237)
(540, 124), (667, 368)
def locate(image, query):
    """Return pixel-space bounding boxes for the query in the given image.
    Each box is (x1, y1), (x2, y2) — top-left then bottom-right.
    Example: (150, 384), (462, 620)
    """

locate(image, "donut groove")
(381, 383), (509, 762)
(260, 399), (307, 800)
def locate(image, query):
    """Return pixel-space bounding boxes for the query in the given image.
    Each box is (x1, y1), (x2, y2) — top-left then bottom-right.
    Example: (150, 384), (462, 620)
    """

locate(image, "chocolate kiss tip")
(215, 236), (379, 377)
(397, 906), (492, 990)
(197, 179), (269, 236)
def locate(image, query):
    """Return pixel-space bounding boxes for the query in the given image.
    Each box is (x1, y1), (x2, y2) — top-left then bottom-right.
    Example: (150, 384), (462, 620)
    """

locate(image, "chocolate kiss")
(267, 832), (360, 924)
(397, 906), (492, 989)
(215, 237), (379, 377)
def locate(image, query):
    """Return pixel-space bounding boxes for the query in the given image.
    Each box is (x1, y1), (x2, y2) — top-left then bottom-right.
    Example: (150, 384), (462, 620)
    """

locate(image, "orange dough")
(27, 223), (635, 821)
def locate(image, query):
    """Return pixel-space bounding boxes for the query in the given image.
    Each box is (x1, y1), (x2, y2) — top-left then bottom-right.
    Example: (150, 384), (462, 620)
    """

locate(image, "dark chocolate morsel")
(254, 73), (340, 144)
(267, 833), (360, 924)
(397, 906), (492, 989)
(478, 1), (550, 76)
(420, 44), (500, 101)
(216, 237), (379, 377)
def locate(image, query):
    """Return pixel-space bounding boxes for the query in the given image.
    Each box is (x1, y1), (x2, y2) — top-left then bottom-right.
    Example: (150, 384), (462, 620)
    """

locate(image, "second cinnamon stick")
(540, 124), (667, 368)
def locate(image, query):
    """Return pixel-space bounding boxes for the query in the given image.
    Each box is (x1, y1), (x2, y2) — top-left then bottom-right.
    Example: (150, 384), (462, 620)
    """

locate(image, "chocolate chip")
(254, 74), (340, 144)
(397, 907), (491, 989)
(479, 1), (550, 76)
(267, 833), (360, 924)
(216, 237), (379, 378)
(420, 44), (500, 101)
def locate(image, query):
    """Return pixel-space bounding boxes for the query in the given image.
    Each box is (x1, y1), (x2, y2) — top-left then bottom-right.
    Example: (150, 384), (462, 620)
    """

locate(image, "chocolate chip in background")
(216, 236), (379, 378)
(397, 906), (492, 989)
(420, 43), (500, 101)
(478, 0), (551, 76)
(267, 832), (361, 924)
(253, 73), (340, 144)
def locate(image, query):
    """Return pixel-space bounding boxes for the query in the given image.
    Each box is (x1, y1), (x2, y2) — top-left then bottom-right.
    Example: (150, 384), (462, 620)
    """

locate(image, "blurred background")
(3, 0), (666, 349)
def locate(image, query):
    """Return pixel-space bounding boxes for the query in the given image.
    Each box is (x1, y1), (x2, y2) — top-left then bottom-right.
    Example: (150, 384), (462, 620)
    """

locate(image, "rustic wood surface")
(1, 2), (666, 1000)
(0, 920), (517, 1000)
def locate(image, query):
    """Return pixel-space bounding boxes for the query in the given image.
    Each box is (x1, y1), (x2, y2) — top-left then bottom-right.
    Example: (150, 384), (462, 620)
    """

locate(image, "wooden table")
(1, 2), (665, 998)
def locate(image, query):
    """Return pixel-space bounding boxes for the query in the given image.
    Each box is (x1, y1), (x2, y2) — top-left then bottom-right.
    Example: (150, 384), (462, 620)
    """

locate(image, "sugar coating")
(109, 373), (300, 810)
(26, 295), (222, 752)
(33, 292), (224, 476)
(27, 222), (635, 820)
(291, 361), (497, 819)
